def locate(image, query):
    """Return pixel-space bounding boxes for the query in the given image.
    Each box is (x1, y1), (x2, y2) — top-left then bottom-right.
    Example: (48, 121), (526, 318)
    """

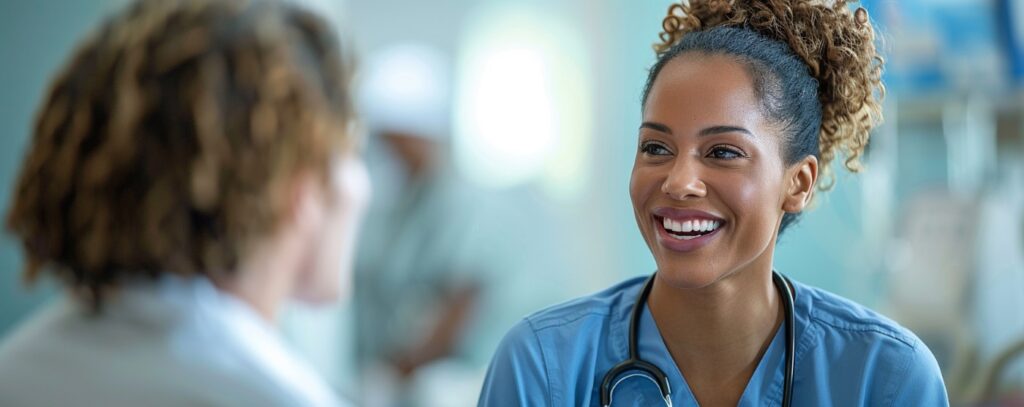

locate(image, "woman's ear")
(781, 155), (818, 213)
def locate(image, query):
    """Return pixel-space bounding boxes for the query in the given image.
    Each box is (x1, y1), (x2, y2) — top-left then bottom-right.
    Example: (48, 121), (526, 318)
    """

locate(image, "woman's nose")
(661, 158), (707, 200)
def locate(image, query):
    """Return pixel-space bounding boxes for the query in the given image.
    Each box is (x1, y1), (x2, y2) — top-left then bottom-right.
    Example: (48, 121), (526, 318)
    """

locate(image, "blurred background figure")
(0, 0), (366, 406)
(353, 43), (485, 406)
(351, 43), (570, 407)
(1, 0), (1023, 406)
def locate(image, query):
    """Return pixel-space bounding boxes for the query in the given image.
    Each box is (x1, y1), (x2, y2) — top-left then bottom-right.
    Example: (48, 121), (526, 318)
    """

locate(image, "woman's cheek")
(629, 167), (658, 209)
(728, 170), (783, 243)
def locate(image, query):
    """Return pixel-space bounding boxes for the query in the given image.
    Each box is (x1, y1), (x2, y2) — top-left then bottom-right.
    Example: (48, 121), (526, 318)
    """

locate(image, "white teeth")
(662, 217), (723, 236)
(662, 217), (687, 233)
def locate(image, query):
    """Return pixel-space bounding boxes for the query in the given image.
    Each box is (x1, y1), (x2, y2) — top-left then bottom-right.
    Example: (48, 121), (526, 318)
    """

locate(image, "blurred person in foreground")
(0, 0), (368, 406)
(353, 44), (489, 406)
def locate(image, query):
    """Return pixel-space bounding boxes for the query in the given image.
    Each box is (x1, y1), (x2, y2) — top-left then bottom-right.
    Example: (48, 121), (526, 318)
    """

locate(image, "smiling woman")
(634, 51), (807, 289)
(478, 1), (949, 406)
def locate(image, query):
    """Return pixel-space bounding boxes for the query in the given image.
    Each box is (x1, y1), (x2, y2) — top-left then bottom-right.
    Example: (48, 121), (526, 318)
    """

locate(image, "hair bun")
(656, 0), (885, 178)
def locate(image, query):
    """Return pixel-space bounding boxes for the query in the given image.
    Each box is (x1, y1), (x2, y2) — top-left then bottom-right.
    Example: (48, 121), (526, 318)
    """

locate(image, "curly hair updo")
(642, 0), (884, 232)
(5, 0), (354, 309)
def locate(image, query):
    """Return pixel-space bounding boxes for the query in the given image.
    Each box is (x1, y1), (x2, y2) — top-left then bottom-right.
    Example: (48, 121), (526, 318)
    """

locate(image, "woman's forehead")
(643, 55), (770, 135)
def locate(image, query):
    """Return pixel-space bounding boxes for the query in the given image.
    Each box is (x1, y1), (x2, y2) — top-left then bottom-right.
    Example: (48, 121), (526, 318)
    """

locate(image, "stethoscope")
(599, 270), (796, 407)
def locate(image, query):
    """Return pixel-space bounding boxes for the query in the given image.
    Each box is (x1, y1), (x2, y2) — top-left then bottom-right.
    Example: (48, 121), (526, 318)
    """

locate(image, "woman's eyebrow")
(640, 122), (754, 138)
(699, 125), (754, 138)
(639, 121), (672, 134)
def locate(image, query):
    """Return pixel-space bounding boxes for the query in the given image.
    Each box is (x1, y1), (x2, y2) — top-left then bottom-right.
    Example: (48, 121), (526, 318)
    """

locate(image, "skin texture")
(630, 54), (817, 405)
(219, 153), (371, 321)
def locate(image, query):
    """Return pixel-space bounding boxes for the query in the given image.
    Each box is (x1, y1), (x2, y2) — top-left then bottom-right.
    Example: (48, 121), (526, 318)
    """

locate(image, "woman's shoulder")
(519, 275), (648, 332)
(492, 275), (648, 358)
(794, 281), (948, 404)
(796, 281), (919, 347)
(481, 276), (649, 405)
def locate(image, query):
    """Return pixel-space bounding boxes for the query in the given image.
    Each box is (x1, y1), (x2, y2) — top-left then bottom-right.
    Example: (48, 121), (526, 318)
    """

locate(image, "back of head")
(5, 0), (354, 309)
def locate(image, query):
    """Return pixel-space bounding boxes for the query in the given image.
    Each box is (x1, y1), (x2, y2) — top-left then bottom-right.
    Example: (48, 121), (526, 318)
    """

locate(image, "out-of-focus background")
(1, 0), (1022, 405)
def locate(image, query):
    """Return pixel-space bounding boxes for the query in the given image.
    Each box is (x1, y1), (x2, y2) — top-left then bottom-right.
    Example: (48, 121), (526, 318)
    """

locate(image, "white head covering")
(358, 44), (452, 141)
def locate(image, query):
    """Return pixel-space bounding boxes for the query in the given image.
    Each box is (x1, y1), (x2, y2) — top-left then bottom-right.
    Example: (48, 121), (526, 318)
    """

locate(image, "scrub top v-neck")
(478, 276), (948, 406)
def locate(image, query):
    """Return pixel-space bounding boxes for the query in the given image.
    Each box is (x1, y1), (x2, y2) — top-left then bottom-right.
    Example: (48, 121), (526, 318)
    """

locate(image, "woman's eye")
(707, 146), (744, 160)
(641, 142), (671, 156)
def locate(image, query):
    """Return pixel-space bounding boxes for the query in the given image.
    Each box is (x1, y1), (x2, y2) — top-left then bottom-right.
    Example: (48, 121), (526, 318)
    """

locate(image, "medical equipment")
(599, 271), (796, 407)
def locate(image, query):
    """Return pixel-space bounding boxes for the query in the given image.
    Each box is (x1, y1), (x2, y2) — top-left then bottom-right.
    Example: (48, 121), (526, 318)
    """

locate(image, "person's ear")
(781, 155), (818, 213)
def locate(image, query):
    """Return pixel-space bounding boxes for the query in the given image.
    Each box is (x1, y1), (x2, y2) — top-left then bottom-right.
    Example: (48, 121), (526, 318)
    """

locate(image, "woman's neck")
(647, 260), (783, 405)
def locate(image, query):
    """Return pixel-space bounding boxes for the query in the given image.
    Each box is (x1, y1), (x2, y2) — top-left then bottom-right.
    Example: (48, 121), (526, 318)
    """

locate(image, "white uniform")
(0, 275), (346, 407)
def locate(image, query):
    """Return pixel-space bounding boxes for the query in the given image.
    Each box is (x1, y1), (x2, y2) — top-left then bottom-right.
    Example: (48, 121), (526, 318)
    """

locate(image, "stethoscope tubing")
(599, 270), (796, 407)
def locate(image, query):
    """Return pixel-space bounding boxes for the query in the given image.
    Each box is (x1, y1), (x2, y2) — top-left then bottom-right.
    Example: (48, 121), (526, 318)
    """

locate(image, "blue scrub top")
(478, 276), (949, 406)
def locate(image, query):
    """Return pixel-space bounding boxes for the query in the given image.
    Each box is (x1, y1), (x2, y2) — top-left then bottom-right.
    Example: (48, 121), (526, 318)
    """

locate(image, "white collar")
(111, 275), (342, 407)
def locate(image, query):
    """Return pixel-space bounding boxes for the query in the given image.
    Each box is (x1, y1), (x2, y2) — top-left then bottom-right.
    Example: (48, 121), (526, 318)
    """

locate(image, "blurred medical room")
(1, 0), (1023, 405)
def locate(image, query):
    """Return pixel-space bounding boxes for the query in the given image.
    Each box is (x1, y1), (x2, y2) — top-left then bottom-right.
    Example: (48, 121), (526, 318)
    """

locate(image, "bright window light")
(453, 5), (591, 195)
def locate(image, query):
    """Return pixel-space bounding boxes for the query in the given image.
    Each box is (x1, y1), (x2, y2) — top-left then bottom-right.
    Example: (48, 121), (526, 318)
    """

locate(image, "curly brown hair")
(653, 0), (884, 183)
(5, 0), (354, 309)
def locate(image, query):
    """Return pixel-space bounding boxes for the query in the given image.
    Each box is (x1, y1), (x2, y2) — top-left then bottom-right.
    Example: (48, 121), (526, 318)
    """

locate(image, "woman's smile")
(652, 208), (726, 252)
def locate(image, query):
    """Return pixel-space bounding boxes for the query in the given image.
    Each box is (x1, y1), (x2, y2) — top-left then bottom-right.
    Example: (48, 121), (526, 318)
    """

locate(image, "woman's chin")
(653, 264), (728, 290)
